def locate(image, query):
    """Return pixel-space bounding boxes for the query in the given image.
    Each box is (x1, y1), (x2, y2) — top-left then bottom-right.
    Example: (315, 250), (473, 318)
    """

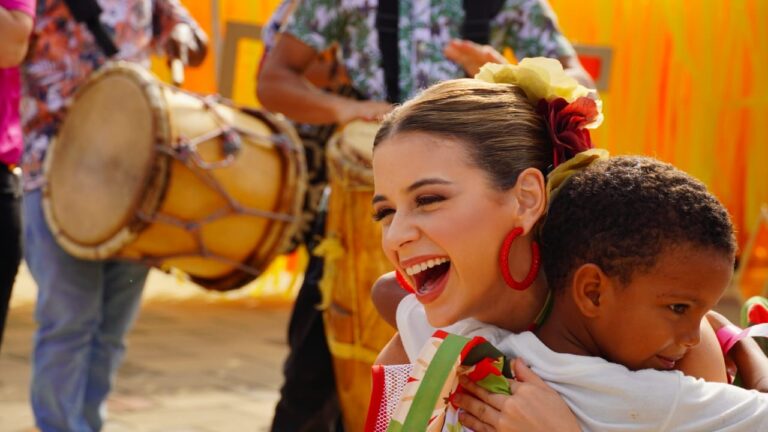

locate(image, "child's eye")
(668, 304), (689, 315)
(372, 207), (395, 222)
(415, 194), (445, 207)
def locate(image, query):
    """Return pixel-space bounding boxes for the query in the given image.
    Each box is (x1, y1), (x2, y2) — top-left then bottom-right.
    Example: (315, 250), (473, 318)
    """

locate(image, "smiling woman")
(372, 128), (544, 330)
(366, 64), (596, 431)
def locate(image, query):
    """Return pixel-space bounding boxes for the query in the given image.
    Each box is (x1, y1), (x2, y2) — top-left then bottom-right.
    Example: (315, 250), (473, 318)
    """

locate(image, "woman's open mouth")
(403, 258), (451, 304)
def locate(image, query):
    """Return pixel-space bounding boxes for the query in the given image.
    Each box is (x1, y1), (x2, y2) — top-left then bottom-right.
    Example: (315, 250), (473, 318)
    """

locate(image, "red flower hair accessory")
(475, 57), (604, 168)
(537, 96), (600, 167)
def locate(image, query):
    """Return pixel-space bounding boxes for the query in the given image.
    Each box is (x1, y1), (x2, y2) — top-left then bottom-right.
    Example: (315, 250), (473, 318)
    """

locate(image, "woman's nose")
(382, 211), (419, 252)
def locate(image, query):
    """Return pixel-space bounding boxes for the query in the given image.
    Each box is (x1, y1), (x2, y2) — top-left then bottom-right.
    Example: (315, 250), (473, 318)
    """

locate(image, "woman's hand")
(453, 357), (580, 432)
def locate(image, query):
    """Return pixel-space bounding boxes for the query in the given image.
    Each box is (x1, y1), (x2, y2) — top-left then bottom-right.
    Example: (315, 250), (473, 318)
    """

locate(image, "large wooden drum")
(322, 120), (396, 431)
(43, 62), (306, 291)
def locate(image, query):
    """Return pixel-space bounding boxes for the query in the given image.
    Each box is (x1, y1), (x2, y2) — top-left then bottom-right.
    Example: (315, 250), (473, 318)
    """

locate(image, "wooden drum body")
(44, 62), (306, 291)
(322, 121), (396, 431)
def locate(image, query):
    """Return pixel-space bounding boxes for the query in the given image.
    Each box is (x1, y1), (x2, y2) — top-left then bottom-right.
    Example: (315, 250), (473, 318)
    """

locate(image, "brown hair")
(373, 79), (552, 190)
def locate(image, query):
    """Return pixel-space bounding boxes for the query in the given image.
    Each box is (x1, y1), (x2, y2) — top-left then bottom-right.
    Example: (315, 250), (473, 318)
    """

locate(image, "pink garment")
(0, 0), (35, 166)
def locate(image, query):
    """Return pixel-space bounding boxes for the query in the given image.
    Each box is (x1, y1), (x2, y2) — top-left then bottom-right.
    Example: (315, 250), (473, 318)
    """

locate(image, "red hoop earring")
(499, 227), (541, 291)
(395, 271), (415, 293)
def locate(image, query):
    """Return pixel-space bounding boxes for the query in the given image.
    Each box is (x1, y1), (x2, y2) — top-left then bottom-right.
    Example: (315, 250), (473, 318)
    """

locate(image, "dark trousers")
(270, 254), (342, 432)
(271, 190), (343, 432)
(0, 164), (22, 351)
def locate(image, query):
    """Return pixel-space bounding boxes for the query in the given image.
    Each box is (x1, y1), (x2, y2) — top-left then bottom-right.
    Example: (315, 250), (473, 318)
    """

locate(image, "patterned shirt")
(20, 0), (202, 191)
(283, 0), (576, 102)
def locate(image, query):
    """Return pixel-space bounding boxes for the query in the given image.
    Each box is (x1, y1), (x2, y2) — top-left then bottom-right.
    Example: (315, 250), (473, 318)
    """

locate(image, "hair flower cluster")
(475, 57), (603, 167)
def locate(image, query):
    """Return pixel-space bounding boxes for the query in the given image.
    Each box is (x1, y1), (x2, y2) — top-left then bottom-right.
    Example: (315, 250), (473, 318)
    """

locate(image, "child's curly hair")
(541, 156), (736, 292)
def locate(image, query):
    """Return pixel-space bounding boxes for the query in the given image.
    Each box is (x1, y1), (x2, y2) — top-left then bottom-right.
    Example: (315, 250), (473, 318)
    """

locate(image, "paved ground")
(0, 264), (295, 432)
(0, 260), (746, 432)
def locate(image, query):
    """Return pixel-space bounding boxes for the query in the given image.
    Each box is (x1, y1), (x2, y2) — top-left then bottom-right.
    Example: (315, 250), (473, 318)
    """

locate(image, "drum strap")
(62, 0), (119, 57)
(376, 0), (506, 104)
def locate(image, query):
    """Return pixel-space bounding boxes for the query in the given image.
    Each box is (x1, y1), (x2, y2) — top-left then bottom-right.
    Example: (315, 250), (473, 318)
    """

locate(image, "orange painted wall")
(169, 0), (768, 250)
(549, 0), (768, 248)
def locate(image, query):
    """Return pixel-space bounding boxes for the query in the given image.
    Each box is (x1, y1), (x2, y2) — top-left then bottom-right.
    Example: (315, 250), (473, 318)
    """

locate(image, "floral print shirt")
(283, 0), (576, 102)
(20, 0), (202, 191)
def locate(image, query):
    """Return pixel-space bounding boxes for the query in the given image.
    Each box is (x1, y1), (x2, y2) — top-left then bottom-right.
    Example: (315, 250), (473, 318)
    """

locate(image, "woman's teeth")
(404, 258), (450, 276)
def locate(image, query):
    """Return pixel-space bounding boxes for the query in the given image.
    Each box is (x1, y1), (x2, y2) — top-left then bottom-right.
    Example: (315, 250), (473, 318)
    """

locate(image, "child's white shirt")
(396, 294), (768, 431)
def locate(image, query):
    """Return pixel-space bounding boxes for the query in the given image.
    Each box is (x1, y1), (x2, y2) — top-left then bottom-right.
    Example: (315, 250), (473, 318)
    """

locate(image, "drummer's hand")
(444, 38), (507, 77)
(334, 98), (393, 124)
(453, 358), (581, 432)
(166, 23), (207, 67)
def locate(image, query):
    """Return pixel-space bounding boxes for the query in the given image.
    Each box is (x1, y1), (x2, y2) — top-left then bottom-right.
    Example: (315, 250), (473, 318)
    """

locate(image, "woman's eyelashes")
(372, 194), (447, 223)
(372, 206), (394, 222)
(415, 194), (446, 208)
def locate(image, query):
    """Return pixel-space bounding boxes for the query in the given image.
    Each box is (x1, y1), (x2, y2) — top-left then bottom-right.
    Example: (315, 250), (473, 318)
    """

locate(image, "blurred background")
(2, 1), (767, 431)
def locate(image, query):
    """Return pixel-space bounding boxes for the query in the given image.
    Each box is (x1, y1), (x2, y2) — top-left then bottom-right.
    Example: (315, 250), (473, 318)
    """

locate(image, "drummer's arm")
(0, 6), (33, 68)
(257, 33), (392, 125)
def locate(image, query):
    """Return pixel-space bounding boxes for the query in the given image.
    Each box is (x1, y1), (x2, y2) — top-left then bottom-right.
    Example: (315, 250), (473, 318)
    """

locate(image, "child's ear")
(511, 167), (546, 233)
(571, 263), (610, 318)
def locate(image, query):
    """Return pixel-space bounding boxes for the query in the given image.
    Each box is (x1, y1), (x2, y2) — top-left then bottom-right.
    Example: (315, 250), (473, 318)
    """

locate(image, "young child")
(451, 156), (768, 431)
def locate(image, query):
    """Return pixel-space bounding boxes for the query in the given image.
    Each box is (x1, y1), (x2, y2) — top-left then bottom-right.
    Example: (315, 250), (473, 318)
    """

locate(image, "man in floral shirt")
(259, 0), (592, 125)
(258, 1), (593, 431)
(20, 2), (206, 431)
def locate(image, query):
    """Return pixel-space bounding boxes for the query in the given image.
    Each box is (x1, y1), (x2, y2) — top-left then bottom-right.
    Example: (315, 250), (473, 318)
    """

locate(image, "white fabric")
(397, 294), (768, 431)
(397, 294), (508, 361)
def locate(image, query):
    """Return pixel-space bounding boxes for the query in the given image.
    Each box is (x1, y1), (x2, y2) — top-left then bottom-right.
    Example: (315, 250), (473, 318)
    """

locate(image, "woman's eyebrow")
(372, 194), (387, 205)
(406, 178), (452, 192)
(372, 178), (452, 205)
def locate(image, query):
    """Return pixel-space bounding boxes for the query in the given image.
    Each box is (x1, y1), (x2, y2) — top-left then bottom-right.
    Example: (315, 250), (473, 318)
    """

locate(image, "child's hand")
(371, 272), (409, 328)
(453, 358), (580, 432)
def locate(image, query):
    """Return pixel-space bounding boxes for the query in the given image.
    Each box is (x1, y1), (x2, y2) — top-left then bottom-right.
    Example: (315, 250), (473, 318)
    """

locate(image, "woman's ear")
(571, 263), (610, 318)
(511, 167), (546, 233)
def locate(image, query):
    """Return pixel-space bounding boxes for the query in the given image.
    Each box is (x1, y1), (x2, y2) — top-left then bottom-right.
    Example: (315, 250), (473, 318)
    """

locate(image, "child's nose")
(678, 323), (701, 348)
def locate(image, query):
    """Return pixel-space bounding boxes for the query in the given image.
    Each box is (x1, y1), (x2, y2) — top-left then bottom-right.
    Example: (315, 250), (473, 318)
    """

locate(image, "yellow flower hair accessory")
(546, 148), (610, 200)
(476, 57), (604, 168)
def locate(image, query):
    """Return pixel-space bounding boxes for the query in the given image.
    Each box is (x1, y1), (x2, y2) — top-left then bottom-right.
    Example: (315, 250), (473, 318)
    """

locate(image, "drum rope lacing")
(132, 94), (304, 278)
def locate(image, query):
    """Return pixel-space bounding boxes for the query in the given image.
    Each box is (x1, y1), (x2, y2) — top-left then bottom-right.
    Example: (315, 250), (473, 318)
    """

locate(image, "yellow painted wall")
(169, 0), (768, 250)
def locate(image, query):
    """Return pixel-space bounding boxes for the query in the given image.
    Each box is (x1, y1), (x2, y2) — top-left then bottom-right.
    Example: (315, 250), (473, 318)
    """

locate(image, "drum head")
(328, 120), (379, 187)
(45, 63), (168, 257)
(339, 120), (379, 167)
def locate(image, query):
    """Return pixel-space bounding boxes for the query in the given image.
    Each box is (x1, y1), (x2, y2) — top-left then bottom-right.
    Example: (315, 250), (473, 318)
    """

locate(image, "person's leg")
(271, 254), (341, 432)
(24, 189), (104, 432)
(82, 260), (148, 430)
(0, 188), (21, 351)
